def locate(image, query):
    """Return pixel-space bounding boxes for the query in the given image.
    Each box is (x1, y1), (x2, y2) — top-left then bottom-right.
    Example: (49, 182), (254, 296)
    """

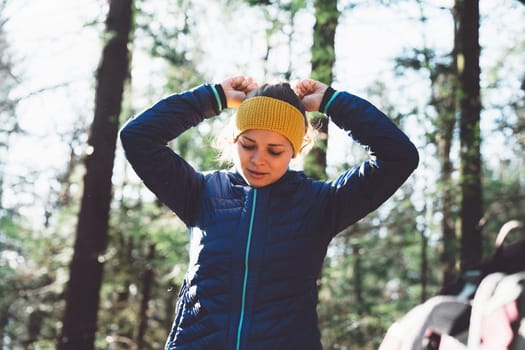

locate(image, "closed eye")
(268, 149), (284, 156)
(239, 139), (286, 156)
(240, 142), (255, 150)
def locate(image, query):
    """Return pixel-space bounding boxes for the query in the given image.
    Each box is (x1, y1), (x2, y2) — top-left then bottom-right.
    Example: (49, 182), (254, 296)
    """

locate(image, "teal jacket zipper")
(235, 189), (257, 350)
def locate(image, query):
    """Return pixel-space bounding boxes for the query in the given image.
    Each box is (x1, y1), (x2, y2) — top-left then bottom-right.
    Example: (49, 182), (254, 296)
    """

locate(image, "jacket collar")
(228, 168), (306, 190)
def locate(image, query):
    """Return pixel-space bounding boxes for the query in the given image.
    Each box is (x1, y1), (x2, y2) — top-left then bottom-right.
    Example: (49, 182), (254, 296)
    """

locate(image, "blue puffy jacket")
(120, 84), (419, 349)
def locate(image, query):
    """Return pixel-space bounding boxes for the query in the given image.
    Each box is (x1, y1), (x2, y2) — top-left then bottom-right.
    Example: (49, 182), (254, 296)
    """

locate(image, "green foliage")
(0, 210), (72, 348)
(311, 0), (338, 83)
(244, 0), (306, 13)
(0, 216), (21, 335)
(135, 0), (204, 90)
(481, 161), (525, 256)
(94, 197), (190, 349)
(318, 185), (441, 348)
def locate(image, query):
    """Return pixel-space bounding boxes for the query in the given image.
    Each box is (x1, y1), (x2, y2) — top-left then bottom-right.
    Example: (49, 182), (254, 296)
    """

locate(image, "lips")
(247, 169), (267, 178)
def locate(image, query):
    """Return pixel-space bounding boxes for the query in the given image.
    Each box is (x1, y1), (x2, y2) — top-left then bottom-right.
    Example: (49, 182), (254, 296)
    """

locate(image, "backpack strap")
(495, 220), (524, 249)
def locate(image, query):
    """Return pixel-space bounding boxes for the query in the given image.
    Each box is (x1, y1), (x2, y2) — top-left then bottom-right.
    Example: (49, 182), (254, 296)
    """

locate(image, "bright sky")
(3, 0), (524, 226)
(4, 0), (103, 220)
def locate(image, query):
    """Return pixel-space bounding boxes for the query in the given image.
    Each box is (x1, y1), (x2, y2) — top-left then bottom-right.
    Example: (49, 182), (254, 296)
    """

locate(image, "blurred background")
(0, 0), (524, 348)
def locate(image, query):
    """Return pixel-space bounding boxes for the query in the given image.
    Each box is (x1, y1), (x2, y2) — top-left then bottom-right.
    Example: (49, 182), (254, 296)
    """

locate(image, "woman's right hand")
(221, 76), (259, 108)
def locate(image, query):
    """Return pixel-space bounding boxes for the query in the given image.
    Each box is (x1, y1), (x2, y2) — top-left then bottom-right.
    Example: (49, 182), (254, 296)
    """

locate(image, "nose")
(251, 150), (265, 164)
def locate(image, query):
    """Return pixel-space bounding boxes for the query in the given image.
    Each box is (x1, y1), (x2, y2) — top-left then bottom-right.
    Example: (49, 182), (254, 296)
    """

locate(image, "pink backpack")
(379, 221), (525, 350)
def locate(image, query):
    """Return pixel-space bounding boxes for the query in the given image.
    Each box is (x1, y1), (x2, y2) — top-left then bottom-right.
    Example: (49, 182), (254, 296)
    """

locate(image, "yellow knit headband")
(235, 96), (306, 155)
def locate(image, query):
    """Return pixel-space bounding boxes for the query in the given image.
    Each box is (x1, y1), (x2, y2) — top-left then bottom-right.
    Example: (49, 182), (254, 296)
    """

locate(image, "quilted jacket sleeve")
(326, 91), (419, 235)
(119, 84), (220, 226)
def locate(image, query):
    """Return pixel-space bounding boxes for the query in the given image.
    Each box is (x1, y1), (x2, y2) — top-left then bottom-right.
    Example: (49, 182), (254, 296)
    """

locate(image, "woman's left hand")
(294, 79), (328, 112)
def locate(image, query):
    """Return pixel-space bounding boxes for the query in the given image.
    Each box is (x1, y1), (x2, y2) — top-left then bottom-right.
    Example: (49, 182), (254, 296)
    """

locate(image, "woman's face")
(236, 129), (293, 188)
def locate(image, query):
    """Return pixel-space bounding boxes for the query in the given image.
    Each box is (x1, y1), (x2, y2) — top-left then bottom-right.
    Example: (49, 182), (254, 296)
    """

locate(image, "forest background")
(0, 0), (524, 349)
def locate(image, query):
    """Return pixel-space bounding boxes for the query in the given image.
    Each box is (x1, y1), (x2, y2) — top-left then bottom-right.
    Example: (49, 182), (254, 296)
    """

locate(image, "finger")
(303, 79), (317, 94)
(293, 79), (308, 98)
(229, 76), (246, 90)
(231, 76), (243, 89)
(244, 77), (259, 92)
(296, 79), (316, 97)
(239, 76), (251, 90)
(235, 77), (254, 94)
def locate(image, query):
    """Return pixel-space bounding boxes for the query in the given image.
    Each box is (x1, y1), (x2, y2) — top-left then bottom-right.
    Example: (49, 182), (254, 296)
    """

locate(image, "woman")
(120, 76), (419, 349)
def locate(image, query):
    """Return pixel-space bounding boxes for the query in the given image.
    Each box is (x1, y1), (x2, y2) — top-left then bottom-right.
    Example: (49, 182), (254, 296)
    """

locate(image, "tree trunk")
(454, 0), (483, 271)
(136, 244), (156, 349)
(351, 240), (366, 345)
(304, 0), (338, 180)
(352, 242), (364, 315)
(0, 310), (7, 350)
(420, 230), (429, 302)
(420, 202), (435, 302)
(58, 1), (132, 349)
(432, 65), (458, 286)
